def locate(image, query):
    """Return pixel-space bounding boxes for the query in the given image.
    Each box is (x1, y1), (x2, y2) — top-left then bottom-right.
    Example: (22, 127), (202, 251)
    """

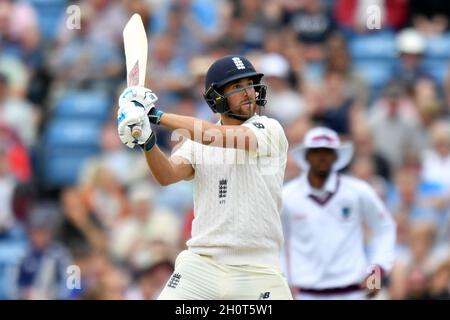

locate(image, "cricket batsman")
(117, 55), (293, 300)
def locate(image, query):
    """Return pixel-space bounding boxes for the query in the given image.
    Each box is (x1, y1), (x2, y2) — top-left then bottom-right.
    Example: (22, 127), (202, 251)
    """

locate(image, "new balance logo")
(259, 292), (270, 300)
(252, 122), (265, 129)
(167, 273), (182, 289)
(232, 57), (245, 70)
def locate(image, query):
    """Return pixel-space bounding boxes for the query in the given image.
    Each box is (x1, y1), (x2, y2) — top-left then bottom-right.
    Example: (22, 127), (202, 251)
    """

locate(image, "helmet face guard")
(203, 55), (266, 118)
(204, 83), (267, 115)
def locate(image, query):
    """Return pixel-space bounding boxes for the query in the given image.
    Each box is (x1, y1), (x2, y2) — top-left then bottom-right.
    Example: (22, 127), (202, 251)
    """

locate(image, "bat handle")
(129, 100), (144, 139)
(130, 123), (142, 139)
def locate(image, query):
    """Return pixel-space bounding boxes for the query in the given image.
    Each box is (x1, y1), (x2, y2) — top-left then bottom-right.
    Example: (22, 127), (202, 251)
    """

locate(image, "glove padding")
(118, 86), (158, 114)
(117, 101), (153, 148)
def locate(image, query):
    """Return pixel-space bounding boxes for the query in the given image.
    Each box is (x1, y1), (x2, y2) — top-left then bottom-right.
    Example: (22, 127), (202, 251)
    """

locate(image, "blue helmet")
(203, 55), (267, 115)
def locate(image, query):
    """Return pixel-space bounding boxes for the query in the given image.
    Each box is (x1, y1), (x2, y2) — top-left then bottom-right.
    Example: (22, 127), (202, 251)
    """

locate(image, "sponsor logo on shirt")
(341, 207), (351, 219)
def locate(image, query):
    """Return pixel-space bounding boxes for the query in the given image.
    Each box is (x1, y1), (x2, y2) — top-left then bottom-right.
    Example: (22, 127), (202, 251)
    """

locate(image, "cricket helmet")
(203, 55), (267, 114)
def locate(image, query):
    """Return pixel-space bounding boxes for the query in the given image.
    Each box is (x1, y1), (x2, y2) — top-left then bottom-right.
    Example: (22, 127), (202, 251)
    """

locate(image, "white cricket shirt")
(281, 172), (396, 289)
(172, 115), (288, 267)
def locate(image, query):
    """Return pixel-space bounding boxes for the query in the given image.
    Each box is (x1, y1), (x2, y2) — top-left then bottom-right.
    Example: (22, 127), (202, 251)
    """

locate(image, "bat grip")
(130, 100), (144, 138)
(131, 123), (142, 138)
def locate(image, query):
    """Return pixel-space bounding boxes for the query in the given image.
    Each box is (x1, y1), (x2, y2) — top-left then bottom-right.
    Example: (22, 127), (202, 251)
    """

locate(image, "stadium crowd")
(0, 0), (449, 299)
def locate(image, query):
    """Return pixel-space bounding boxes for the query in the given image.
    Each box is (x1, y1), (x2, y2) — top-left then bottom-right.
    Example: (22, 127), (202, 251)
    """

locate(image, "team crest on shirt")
(167, 273), (182, 289)
(341, 207), (351, 219)
(218, 178), (228, 204)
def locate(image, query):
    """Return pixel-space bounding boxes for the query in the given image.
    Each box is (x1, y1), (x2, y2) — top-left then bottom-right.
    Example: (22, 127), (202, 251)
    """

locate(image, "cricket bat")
(123, 13), (148, 139)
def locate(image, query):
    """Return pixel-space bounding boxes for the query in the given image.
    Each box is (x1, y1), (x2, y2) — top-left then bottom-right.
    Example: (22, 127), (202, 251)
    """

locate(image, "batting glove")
(118, 86), (164, 125)
(117, 102), (154, 149)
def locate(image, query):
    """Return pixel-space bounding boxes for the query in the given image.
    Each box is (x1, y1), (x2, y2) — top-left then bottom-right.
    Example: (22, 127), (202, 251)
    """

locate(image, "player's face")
(223, 78), (257, 118)
(306, 148), (337, 177)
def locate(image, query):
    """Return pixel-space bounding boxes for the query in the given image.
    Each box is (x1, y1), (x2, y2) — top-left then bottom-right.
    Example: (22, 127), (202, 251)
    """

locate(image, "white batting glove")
(118, 86), (158, 114)
(117, 102), (153, 148)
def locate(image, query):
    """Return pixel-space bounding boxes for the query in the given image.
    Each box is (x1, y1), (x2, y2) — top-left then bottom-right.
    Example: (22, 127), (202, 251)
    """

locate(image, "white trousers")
(295, 290), (367, 300)
(158, 250), (293, 300)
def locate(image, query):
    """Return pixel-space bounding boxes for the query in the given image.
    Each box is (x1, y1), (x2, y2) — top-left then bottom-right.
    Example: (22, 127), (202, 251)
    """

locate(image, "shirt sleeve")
(171, 137), (195, 168)
(359, 181), (397, 274)
(242, 117), (288, 158)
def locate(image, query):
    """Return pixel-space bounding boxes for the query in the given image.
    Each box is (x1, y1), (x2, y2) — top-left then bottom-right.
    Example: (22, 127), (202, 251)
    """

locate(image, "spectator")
(14, 204), (72, 300)
(81, 255), (129, 300)
(0, 0), (40, 69)
(79, 164), (128, 230)
(350, 154), (389, 200)
(419, 120), (450, 244)
(421, 120), (450, 193)
(282, 0), (335, 61)
(368, 82), (421, 168)
(390, 28), (435, 91)
(125, 260), (174, 300)
(389, 222), (449, 299)
(58, 186), (107, 255)
(408, 0), (450, 35)
(0, 143), (27, 299)
(334, 0), (408, 34)
(80, 121), (148, 188)
(187, 55), (220, 122)
(426, 258), (450, 299)
(0, 142), (19, 228)
(230, 0), (283, 53)
(324, 32), (370, 106)
(414, 95), (443, 152)
(445, 72), (450, 117)
(0, 126), (32, 203)
(109, 182), (181, 270)
(151, 0), (229, 57)
(146, 33), (190, 106)
(0, 72), (39, 148)
(49, 1), (123, 92)
(387, 167), (440, 225)
(258, 53), (305, 127)
(351, 126), (391, 181)
(56, 0), (128, 50)
(308, 68), (363, 136)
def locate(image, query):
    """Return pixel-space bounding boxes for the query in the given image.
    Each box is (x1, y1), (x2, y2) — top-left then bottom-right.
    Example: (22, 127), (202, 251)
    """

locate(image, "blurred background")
(0, 0), (449, 300)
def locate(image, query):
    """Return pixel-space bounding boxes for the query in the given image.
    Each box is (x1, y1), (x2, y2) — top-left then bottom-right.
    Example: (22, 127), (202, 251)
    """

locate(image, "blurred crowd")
(0, 0), (450, 300)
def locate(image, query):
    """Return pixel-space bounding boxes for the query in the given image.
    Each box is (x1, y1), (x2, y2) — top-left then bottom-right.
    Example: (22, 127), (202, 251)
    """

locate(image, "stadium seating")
(41, 118), (103, 187)
(424, 32), (450, 59)
(41, 148), (97, 186)
(44, 119), (102, 150)
(353, 59), (395, 93)
(29, 0), (68, 42)
(349, 31), (397, 60)
(53, 90), (112, 122)
(423, 33), (450, 84)
(422, 58), (450, 84)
